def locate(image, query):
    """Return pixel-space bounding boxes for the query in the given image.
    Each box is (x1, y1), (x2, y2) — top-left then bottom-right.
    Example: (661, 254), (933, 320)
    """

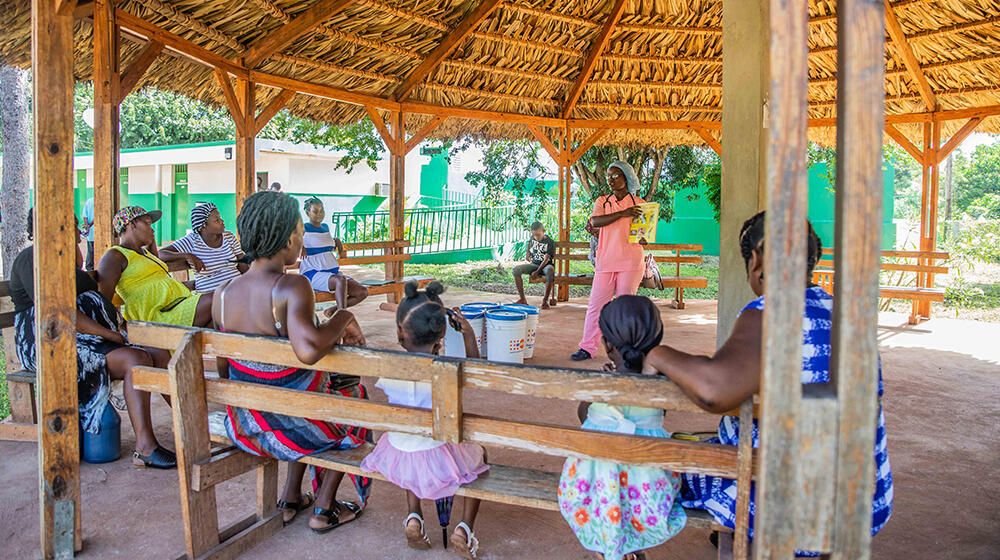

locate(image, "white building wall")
(188, 161), (236, 194)
(127, 165), (158, 194)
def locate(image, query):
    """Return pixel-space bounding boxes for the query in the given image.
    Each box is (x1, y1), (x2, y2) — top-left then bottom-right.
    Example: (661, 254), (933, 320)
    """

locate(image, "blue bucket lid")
(462, 302), (500, 312)
(502, 304), (539, 316)
(460, 308), (484, 320)
(486, 309), (526, 322)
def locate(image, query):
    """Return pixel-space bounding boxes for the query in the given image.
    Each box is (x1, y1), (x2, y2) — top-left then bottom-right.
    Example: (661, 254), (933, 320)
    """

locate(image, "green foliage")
(946, 221), (1000, 264)
(955, 140), (1000, 217)
(966, 193), (1000, 220)
(460, 138), (549, 228)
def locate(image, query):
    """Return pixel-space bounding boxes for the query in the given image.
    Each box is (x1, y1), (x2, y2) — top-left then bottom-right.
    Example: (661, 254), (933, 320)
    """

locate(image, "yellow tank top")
(112, 246), (201, 326)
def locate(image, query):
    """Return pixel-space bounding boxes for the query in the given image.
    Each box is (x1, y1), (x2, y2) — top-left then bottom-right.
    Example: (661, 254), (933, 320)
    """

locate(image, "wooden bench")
(811, 248), (949, 324)
(0, 280), (38, 442)
(550, 242), (709, 309)
(128, 321), (764, 560)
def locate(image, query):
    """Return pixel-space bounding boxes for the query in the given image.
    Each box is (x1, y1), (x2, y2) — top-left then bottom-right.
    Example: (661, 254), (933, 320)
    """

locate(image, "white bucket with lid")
(502, 304), (539, 359)
(442, 308), (485, 358)
(462, 302), (500, 358)
(485, 309), (527, 364)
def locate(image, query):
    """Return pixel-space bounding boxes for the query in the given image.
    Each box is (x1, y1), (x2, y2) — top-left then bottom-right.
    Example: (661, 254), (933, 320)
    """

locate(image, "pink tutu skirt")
(361, 433), (489, 500)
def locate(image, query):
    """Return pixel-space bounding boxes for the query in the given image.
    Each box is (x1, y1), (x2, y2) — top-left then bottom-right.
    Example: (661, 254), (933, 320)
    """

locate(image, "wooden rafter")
(562, 0), (628, 119)
(405, 116), (445, 154)
(392, 0), (504, 102)
(116, 9), (246, 78)
(695, 127), (721, 155)
(884, 0), (936, 110)
(936, 117), (982, 164)
(527, 124), (563, 165)
(243, 0), (354, 68)
(215, 69), (248, 136)
(253, 88), (296, 135)
(884, 123), (925, 162)
(117, 39), (164, 104)
(567, 128), (609, 165)
(365, 105), (399, 153)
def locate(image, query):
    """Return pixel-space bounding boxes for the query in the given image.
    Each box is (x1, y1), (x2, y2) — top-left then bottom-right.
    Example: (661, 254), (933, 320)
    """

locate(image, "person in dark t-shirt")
(513, 221), (557, 309)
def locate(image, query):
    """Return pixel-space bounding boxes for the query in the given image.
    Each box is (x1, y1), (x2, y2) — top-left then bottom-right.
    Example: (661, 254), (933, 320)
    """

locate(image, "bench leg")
(672, 287), (686, 310)
(256, 459), (278, 519)
(7, 380), (38, 424)
(557, 283), (569, 302)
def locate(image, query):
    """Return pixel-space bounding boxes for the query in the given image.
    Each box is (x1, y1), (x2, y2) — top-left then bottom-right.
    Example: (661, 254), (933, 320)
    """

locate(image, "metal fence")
(328, 205), (524, 255)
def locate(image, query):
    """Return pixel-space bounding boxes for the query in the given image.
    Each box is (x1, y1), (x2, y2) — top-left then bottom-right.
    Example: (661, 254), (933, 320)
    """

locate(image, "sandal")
(277, 492), (314, 526)
(404, 512), (432, 550)
(449, 522), (480, 560)
(310, 500), (362, 534)
(132, 447), (176, 469)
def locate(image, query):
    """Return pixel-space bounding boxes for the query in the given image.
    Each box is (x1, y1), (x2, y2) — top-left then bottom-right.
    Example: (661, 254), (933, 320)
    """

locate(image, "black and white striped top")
(171, 231), (243, 293)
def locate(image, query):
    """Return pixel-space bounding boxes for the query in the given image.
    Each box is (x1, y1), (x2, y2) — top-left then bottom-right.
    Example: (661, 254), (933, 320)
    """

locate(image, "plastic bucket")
(81, 403), (121, 464)
(485, 309), (527, 364)
(462, 303), (500, 357)
(502, 304), (539, 359)
(442, 308), (485, 358)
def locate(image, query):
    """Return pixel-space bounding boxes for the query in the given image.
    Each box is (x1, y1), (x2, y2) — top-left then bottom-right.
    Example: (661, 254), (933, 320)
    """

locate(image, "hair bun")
(403, 281), (419, 299)
(425, 281), (445, 297)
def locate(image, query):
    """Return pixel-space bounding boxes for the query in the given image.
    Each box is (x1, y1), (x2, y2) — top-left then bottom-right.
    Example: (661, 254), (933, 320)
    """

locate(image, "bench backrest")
(812, 248), (950, 293)
(553, 241), (704, 265)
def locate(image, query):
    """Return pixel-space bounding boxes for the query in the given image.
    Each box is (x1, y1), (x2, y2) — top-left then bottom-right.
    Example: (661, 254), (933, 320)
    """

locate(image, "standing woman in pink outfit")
(571, 161), (646, 361)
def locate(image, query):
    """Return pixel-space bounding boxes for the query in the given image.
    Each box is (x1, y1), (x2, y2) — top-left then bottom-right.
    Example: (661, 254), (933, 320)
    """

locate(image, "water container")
(461, 302), (500, 358)
(485, 309), (527, 364)
(442, 308), (485, 358)
(81, 403), (121, 464)
(502, 304), (539, 359)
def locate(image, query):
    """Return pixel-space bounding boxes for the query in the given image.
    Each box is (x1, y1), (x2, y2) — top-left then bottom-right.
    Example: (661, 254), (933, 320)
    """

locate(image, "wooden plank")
(392, 0), (504, 101)
(215, 70), (247, 137)
(527, 124), (563, 165)
(755, 0), (810, 555)
(255, 459), (278, 520)
(831, 1), (885, 556)
(337, 253), (411, 266)
(251, 70), (399, 112)
(401, 99), (563, 128)
(795, 386), (838, 552)
(880, 250), (948, 260)
(167, 332), (221, 557)
(0, 420), (38, 442)
(733, 399), (753, 560)
(568, 118), (722, 131)
(115, 10), (246, 79)
(567, 128), (609, 165)
(191, 447), (271, 492)
(555, 275), (708, 288)
(555, 241), (703, 252)
(32, 0), (83, 555)
(555, 254), (702, 264)
(387, 110), (406, 302)
(6, 380), (38, 424)
(431, 361), (462, 444)
(341, 240), (410, 251)
(884, 124), (924, 163)
(116, 39), (163, 104)
(93, 0), (119, 260)
(695, 127), (722, 156)
(243, 0), (354, 67)
(936, 117), (982, 164)
(562, 0), (628, 118)
(195, 513), (282, 560)
(884, 0), (936, 110)
(235, 79), (255, 213)
(878, 287), (944, 302)
(365, 105), (396, 152)
(253, 88), (295, 135)
(879, 263), (948, 274)
(405, 116), (445, 154)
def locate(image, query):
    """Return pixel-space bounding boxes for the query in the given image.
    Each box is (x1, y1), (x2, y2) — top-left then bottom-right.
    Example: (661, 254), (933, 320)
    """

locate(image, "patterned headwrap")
(608, 161), (641, 194)
(190, 202), (217, 233)
(112, 206), (162, 236)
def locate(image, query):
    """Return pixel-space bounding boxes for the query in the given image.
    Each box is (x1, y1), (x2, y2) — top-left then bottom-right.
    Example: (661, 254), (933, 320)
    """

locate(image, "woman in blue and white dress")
(300, 197), (368, 311)
(642, 211), (893, 556)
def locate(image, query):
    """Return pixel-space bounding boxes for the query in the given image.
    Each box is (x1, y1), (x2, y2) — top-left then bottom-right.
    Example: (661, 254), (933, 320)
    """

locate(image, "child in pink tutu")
(361, 281), (488, 559)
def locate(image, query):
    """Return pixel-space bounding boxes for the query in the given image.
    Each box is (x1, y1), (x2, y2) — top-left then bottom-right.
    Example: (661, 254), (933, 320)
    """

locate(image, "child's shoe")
(450, 522), (480, 559)
(404, 513), (432, 550)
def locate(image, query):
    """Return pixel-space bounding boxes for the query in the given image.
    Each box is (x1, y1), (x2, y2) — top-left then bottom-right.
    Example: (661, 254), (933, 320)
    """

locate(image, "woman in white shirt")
(159, 203), (248, 292)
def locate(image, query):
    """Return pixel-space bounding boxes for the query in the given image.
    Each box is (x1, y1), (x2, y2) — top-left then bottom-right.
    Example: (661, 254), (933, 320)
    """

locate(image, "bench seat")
(878, 286), (945, 302)
(6, 369), (36, 384)
(554, 275), (709, 290)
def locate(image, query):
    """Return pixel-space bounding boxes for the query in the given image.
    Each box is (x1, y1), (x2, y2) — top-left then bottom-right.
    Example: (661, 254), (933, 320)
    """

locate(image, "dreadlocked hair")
(738, 211), (823, 274)
(303, 197), (323, 212)
(396, 281), (447, 345)
(598, 295), (663, 372)
(236, 192), (301, 264)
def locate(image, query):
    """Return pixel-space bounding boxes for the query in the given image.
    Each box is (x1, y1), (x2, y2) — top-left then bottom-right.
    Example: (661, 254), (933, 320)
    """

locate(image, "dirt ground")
(1, 280), (998, 559)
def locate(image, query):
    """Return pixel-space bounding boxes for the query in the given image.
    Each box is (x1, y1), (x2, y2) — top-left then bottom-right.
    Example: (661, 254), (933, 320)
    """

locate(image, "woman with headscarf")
(571, 161), (647, 361)
(160, 202), (248, 293)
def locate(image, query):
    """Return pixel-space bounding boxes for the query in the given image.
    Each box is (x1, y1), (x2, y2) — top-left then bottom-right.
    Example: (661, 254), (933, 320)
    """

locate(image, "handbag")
(640, 253), (662, 290)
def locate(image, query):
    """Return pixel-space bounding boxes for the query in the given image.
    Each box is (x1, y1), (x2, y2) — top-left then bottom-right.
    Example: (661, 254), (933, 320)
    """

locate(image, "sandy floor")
(1, 280), (998, 559)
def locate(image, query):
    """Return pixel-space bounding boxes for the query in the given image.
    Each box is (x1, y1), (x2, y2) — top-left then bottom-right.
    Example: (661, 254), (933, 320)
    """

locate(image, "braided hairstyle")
(236, 191), (301, 263)
(303, 197), (323, 213)
(598, 295), (664, 372)
(738, 211), (823, 275)
(396, 281), (448, 345)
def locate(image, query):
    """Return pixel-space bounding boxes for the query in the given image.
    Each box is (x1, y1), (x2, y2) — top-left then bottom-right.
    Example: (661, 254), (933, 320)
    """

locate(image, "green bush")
(946, 221), (1000, 264)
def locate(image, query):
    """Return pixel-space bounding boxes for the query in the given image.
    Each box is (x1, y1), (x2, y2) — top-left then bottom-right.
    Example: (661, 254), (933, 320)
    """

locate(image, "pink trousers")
(578, 268), (646, 355)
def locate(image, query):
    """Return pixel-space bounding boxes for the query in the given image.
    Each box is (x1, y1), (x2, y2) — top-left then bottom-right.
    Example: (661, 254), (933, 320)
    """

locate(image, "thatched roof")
(1, 0), (998, 147)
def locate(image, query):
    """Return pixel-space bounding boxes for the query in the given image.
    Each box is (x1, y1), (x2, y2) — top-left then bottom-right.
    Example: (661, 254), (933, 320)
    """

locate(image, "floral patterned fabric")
(558, 405), (686, 560)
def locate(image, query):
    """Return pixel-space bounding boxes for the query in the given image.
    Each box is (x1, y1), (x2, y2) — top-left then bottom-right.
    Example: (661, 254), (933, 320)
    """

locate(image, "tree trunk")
(647, 149), (666, 199)
(943, 154), (953, 242)
(572, 161), (592, 196)
(0, 64), (31, 279)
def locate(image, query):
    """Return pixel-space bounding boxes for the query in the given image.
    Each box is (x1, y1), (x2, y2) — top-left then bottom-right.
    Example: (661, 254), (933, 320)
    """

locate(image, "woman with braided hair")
(559, 295), (686, 560)
(212, 191), (373, 534)
(643, 211), (893, 555)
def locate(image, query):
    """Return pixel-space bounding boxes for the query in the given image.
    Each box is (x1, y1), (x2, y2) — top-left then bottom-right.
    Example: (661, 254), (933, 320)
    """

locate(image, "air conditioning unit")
(374, 182), (390, 197)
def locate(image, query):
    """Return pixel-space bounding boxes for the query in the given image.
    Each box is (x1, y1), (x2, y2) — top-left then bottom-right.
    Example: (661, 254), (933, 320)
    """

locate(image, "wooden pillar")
(234, 79), (255, 214)
(831, 2), (885, 557)
(32, 0), (83, 556)
(718, 0), (769, 344)
(558, 126), (571, 301)
(917, 121), (941, 320)
(93, 0), (120, 257)
(387, 110), (405, 303)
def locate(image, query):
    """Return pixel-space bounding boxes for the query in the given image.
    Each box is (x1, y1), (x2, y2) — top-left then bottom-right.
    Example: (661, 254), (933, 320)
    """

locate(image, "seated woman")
(642, 211), (893, 555)
(11, 209), (175, 468)
(97, 206), (213, 327)
(213, 191), (372, 533)
(158, 202), (248, 293)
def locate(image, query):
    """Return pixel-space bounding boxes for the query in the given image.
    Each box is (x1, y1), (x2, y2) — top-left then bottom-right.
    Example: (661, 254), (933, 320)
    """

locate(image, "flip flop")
(277, 492), (314, 526)
(310, 501), (362, 534)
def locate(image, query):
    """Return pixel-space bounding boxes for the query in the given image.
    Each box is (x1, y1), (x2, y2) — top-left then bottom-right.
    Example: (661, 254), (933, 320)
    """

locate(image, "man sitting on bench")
(513, 221), (557, 309)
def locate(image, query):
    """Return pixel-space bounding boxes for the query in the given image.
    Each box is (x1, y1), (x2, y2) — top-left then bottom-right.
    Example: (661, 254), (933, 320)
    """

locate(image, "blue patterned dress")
(680, 286), (893, 556)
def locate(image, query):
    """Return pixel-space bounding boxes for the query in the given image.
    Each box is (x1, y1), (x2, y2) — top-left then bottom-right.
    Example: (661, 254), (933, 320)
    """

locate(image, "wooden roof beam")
(392, 0), (504, 101)
(936, 117), (982, 164)
(365, 105), (400, 153)
(567, 128), (609, 165)
(405, 116), (446, 154)
(215, 69), (249, 136)
(117, 40), (164, 104)
(884, 0), (936, 110)
(695, 127), (721, 156)
(116, 9), (247, 78)
(527, 124), (563, 165)
(243, 0), (354, 68)
(884, 124), (924, 162)
(253, 89), (296, 135)
(562, 0), (628, 119)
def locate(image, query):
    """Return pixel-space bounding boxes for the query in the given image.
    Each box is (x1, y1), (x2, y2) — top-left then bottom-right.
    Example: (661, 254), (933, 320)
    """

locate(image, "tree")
(0, 65), (31, 278)
(954, 139), (1000, 217)
(460, 138), (550, 227)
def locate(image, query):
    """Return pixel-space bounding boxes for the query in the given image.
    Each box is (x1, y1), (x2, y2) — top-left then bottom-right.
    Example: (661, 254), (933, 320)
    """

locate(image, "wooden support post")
(755, 0), (809, 557)
(557, 126), (571, 302)
(830, 2), (884, 557)
(235, 78), (255, 213)
(913, 122), (932, 323)
(387, 110), (405, 303)
(32, 0), (82, 556)
(917, 121), (941, 320)
(93, 0), (120, 258)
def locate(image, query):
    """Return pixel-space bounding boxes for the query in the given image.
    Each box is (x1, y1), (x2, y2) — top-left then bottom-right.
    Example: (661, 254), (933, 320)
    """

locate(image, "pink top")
(592, 193), (645, 272)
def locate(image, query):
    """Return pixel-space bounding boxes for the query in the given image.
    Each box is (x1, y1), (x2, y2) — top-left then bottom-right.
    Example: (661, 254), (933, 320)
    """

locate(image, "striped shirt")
(171, 231), (243, 293)
(300, 222), (340, 277)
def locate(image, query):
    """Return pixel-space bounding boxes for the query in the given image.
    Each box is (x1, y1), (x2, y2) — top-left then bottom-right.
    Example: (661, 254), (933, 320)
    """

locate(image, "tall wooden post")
(32, 0), (83, 557)
(387, 110), (406, 303)
(235, 79), (255, 213)
(558, 126), (571, 301)
(93, 0), (120, 256)
(917, 121), (941, 320)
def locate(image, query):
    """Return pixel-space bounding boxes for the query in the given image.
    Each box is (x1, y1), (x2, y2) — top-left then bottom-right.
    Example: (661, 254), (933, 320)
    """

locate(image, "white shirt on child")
(375, 379), (445, 452)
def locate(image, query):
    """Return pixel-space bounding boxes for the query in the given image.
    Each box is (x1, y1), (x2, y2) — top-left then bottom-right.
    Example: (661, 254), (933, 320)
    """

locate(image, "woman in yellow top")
(98, 206), (214, 327)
